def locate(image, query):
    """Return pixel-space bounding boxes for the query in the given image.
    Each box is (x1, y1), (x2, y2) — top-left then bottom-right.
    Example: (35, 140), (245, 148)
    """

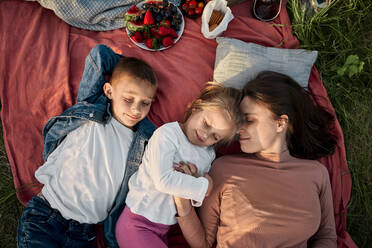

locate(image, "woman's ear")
(103, 82), (113, 100)
(277, 114), (289, 132)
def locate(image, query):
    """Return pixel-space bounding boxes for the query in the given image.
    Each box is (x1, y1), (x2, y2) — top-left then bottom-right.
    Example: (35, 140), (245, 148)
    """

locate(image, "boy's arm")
(146, 128), (210, 204)
(76, 44), (122, 103)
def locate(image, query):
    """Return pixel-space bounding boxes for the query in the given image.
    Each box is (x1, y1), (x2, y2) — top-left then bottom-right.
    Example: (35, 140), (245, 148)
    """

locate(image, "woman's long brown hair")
(242, 71), (337, 160)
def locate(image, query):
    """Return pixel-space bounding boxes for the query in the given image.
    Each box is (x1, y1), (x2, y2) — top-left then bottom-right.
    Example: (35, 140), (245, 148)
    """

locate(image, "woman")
(174, 71), (338, 248)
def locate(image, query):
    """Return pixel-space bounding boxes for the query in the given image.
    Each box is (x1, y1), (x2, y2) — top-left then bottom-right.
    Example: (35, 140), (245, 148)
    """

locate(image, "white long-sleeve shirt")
(126, 122), (215, 225)
(35, 118), (133, 224)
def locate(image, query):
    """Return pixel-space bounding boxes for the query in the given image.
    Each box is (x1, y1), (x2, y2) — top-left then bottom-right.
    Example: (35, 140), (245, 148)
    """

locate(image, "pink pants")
(116, 206), (170, 248)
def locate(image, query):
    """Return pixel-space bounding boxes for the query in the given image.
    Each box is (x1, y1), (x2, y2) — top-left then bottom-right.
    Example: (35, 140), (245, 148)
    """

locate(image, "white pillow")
(213, 37), (318, 89)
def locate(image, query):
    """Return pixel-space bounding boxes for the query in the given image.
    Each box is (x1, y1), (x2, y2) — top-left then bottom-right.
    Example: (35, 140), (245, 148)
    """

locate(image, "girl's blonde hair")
(183, 82), (242, 146)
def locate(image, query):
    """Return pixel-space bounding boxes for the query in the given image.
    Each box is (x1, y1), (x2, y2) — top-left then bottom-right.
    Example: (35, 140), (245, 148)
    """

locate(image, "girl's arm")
(309, 165), (337, 248)
(146, 127), (210, 204)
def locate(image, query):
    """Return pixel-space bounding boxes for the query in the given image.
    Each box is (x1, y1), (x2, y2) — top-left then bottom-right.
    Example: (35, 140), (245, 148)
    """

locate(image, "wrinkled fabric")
(0, 0), (355, 247)
(27, 0), (181, 31)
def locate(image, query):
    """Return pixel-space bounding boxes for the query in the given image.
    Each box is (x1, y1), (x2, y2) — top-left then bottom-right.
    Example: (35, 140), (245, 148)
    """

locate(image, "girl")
(115, 82), (242, 247)
(174, 71), (338, 248)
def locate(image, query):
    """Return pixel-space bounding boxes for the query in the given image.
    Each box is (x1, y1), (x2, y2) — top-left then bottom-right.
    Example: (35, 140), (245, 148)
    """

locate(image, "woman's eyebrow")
(244, 112), (257, 116)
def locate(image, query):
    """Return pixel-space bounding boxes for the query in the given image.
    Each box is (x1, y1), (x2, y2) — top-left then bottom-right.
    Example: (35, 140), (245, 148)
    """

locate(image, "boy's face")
(104, 73), (157, 128)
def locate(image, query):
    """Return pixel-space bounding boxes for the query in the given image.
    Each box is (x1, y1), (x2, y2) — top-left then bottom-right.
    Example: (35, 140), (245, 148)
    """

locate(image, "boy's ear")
(103, 82), (113, 99)
(277, 115), (288, 133)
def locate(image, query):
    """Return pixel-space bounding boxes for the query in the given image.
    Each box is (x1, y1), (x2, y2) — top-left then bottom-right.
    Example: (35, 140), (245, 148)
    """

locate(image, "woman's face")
(238, 96), (280, 154)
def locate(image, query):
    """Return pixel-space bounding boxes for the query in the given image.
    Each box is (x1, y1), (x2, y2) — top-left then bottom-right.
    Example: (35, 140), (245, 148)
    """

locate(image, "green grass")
(0, 119), (24, 247)
(0, 0), (371, 247)
(288, 0), (372, 246)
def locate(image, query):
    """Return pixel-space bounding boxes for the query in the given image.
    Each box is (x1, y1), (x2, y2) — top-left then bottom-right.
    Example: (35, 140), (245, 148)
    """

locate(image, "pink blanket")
(0, 0), (355, 247)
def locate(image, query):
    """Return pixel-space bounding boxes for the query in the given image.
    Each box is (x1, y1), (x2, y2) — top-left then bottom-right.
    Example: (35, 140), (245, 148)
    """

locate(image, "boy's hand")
(204, 173), (213, 197)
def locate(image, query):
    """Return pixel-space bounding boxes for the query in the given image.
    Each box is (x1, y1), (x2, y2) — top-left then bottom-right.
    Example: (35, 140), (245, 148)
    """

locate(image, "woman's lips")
(239, 137), (250, 141)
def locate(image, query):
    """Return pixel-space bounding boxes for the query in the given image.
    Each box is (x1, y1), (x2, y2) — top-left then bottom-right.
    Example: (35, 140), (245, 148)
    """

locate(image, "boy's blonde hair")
(111, 57), (157, 87)
(183, 82), (242, 146)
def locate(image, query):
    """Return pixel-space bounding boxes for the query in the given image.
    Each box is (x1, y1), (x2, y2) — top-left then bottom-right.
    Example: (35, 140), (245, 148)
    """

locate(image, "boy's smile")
(104, 73), (157, 128)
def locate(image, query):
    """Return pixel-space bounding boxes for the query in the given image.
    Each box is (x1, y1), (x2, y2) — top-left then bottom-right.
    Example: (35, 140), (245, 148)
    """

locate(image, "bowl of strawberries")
(180, 0), (206, 19)
(125, 0), (184, 51)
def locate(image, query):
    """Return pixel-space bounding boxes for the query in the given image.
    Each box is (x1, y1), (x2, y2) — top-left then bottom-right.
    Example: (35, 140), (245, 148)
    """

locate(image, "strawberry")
(144, 10), (154, 25)
(150, 27), (161, 39)
(162, 36), (174, 47)
(160, 20), (171, 28)
(143, 30), (151, 39)
(168, 28), (178, 39)
(145, 38), (159, 49)
(187, 8), (195, 16)
(127, 5), (139, 13)
(189, 0), (197, 8)
(131, 31), (143, 43)
(158, 26), (171, 37)
(182, 3), (188, 11)
(195, 7), (203, 15)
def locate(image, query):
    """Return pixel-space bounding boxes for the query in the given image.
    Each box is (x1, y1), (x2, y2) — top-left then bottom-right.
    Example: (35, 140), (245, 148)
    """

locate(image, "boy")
(17, 45), (158, 248)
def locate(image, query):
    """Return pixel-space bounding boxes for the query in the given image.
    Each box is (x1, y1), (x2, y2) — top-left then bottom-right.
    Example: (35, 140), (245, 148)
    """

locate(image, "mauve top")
(177, 151), (337, 248)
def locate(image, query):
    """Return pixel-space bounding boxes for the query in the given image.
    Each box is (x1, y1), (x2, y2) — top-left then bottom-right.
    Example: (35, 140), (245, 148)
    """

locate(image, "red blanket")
(0, 0), (355, 247)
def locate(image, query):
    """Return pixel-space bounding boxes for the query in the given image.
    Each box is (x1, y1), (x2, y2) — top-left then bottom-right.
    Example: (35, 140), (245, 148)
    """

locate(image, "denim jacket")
(42, 45), (156, 248)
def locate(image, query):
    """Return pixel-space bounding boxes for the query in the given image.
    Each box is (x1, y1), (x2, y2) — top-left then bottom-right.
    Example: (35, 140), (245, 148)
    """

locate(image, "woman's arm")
(309, 165), (337, 248)
(174, 163), (221, 248)
(175, 197), (210, 248)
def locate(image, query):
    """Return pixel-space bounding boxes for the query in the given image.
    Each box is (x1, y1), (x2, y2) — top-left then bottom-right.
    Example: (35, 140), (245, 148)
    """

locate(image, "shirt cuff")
(191, 176), (208, 207)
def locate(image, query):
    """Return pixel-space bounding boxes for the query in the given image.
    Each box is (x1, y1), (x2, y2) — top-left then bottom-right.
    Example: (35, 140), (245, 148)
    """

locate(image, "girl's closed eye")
(142, 101), (151, 106)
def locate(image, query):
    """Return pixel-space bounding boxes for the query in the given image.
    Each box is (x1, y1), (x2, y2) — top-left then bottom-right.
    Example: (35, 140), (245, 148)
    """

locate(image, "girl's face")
(182, 107), (234, 147)
(238, 96), (280, 154)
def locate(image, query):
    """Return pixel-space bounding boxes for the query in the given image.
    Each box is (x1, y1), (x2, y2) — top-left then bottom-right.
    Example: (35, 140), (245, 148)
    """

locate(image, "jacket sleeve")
(76, 44), (122, 103)
(309, 165), (337, 248)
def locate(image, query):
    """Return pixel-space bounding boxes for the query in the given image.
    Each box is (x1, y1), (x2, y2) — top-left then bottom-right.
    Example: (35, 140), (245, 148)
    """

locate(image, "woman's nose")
(237, 124), (246, 134)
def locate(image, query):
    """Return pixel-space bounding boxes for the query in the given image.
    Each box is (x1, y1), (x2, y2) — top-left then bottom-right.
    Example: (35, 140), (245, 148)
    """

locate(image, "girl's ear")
(103, 82), (113, 100)
(277, 115), (289, 132)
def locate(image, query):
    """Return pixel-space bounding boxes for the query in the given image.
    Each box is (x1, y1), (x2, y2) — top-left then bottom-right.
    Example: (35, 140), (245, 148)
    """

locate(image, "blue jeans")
(17, 196), (96, 248)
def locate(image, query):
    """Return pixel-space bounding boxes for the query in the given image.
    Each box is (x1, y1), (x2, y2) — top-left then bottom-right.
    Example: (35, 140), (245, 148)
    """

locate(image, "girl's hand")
(173, 162), (200, 177)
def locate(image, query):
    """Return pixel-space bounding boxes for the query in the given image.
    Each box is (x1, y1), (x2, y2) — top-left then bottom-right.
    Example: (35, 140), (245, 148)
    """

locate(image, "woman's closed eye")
(141, 101), (151, 106)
